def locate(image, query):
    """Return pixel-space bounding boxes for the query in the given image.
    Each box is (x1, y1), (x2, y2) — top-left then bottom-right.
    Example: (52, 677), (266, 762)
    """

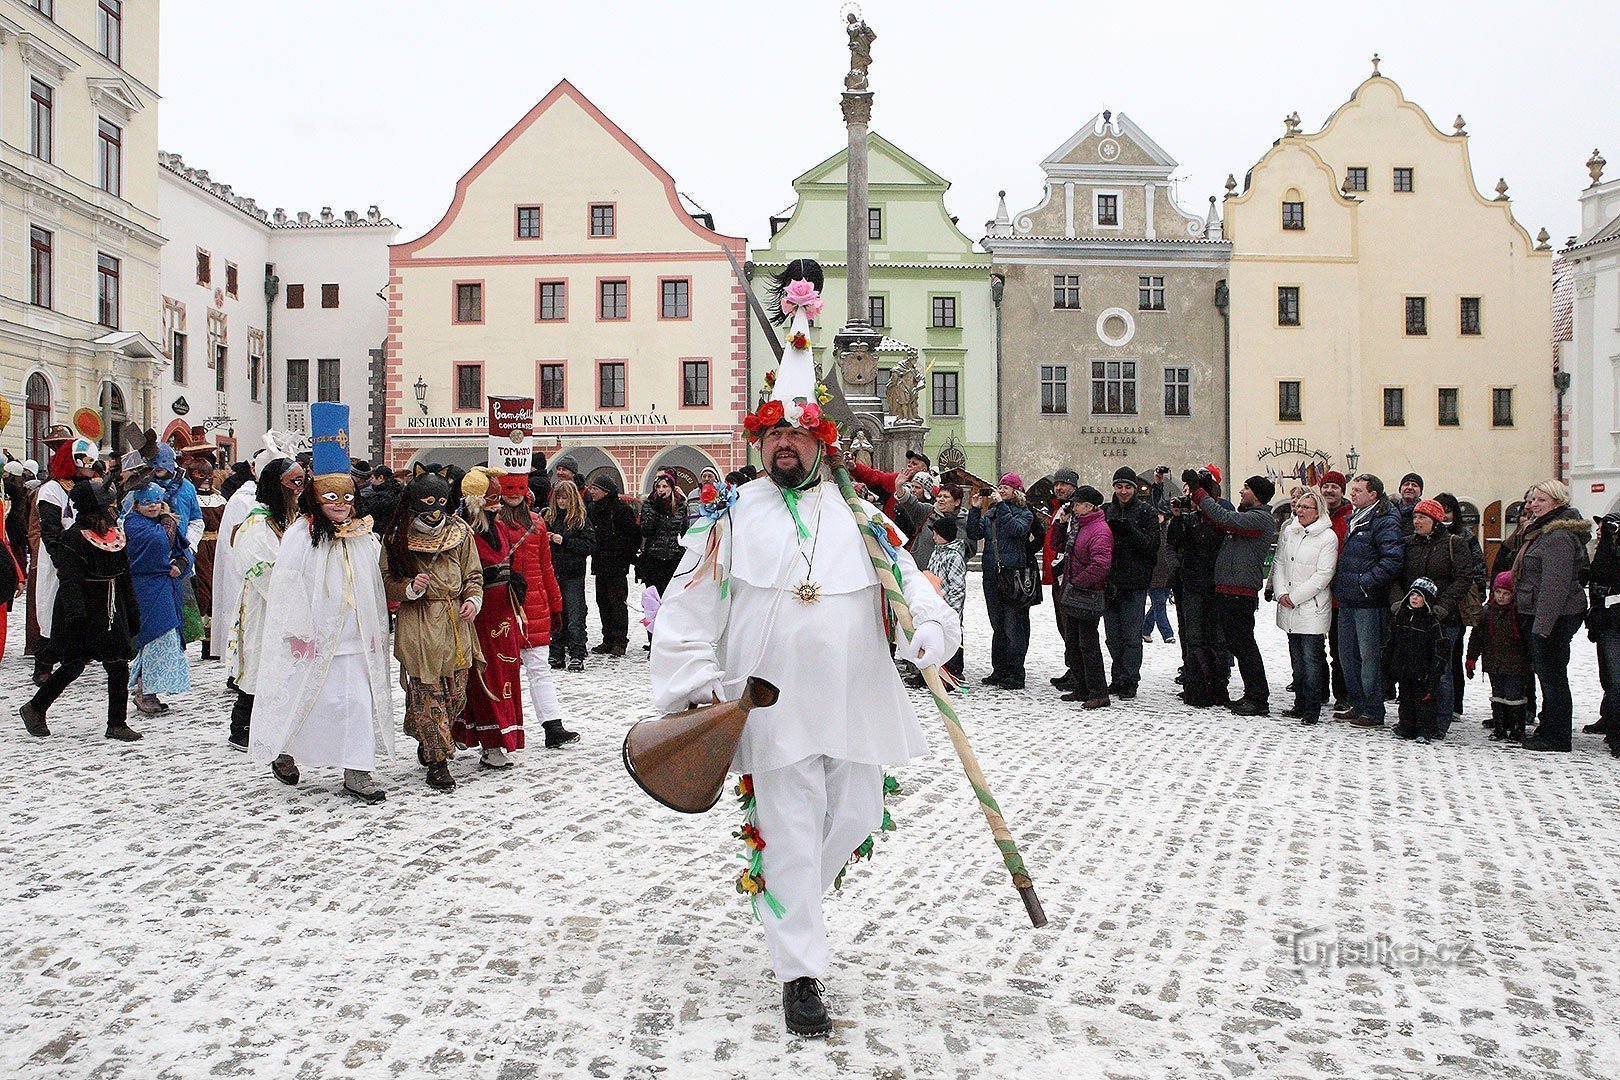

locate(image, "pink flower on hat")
(780, 279), (825, 320)
(798, 402), (822, 427)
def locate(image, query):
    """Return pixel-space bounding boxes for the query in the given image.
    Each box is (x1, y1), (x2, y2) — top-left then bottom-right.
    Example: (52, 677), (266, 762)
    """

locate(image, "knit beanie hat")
(1492, 571), (1515, 593)
(1401, 472), (1425, 491)
(1320, 470), (1347, 488)
(1414, 498), (1446, 523)
(1112, 466), (1138, 486)
(1074, 485), (1105, 507)
(999, 473), (1024, 492)
(1245, 474), (1277, 505)
(1409, 576), (1439, 600)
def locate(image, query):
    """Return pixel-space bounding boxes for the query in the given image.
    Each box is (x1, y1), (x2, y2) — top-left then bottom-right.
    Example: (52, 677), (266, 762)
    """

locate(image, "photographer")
(967, 475), (1035, 690)
(1102, 468), (1159, 699)
(1167, 468), (1229, 707)
(1185, 470), (1277, 715)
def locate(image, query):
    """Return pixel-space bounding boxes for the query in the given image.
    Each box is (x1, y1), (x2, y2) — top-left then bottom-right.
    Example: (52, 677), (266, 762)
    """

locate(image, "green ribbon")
(776, 442), (824, 540)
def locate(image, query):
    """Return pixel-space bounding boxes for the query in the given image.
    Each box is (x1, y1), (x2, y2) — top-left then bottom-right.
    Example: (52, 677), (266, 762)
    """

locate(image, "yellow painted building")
(387, 80), (748, 492)
(1, 0), (164, 461)
(1225, 63), (1553, 539)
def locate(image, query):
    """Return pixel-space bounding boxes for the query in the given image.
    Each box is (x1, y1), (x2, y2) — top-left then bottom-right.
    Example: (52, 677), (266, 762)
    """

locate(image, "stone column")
(842, 90), (873, 326)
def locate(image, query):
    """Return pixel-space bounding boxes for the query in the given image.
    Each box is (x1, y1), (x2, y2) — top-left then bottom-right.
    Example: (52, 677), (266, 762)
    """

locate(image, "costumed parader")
(248, 402), (394, 803)
(215, 430), (304, 695)
(25, 425), (75, 671)
(182, 439), (227, 660)
(123, 483), (193, 716)
(452, 466), (527, 768)
(225, 448), (303, 751)
(490, 429), (580, 750)
(648, 261), (961, 1038)
(30, 435), (97, 687)
(19, 479), (144, 742)
(380, 465), (483, 792)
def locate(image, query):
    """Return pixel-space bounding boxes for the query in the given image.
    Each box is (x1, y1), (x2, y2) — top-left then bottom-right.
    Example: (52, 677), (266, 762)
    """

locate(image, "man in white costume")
(249, 403), (393, 803)
(650, 262), (959, 1037)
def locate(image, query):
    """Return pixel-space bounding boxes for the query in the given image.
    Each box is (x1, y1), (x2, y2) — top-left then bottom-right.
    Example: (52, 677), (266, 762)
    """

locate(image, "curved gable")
(394, 80), (741, 261)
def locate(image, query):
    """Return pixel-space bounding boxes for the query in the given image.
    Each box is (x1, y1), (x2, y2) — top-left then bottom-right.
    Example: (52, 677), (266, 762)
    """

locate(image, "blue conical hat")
(309, 402), (353, 498)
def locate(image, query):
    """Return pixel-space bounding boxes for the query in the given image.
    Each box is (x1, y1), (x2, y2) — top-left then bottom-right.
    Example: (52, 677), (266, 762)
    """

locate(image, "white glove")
(691, 678), (728, 706)
(896, 621), (947, 668)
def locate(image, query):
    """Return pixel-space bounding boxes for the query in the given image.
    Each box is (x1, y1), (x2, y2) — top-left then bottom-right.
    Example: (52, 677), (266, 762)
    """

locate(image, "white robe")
(228, 508), (280, 694)
(649, 478), (960, 775)
(213, 482), (257, 670)
(33, 480), (74, 639)
(249, 521), (393, 769)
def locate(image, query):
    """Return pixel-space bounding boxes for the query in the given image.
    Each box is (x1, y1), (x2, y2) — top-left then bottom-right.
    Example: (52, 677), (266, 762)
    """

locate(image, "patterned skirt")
(132, 629), (192, 695)
(405, 668), (470, 765)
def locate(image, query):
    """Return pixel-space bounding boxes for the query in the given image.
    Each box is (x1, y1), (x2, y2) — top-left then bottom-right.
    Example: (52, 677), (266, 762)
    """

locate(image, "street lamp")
(1345, 445), (1360, 473)
(413, 376), (428, 415)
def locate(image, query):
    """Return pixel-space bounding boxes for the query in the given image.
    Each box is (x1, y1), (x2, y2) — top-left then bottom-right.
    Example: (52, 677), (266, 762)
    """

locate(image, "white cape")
(214, 482), (257, 672)
(249, 521), (394, 767)
(649, 478), (960, 775)
(34, 480), (74, 639)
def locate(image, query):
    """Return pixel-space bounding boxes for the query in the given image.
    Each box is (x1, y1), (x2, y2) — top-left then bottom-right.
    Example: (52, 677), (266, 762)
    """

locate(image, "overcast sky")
(160, 0), (1618, 252)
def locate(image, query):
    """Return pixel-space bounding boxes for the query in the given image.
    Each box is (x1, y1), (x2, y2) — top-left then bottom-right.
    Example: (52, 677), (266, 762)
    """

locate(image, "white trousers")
(752, 756), (884, 982)
(519, 648), (563, 722)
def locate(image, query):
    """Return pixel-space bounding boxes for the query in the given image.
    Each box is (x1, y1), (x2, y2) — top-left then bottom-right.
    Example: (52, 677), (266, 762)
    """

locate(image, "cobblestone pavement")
(2, 580), (1619, 1079)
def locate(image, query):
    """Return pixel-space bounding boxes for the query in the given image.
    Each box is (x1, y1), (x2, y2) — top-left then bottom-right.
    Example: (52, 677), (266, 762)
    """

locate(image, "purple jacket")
(1064, 508), (1114, 591)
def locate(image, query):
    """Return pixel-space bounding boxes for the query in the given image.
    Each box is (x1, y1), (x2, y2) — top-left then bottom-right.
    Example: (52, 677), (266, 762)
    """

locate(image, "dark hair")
(1434, 491), (1462, 529)
(297, 482), (342, 547)
(1352, 473), (1385, 498)
(938, 483), (964, 503)
(255, 458), (298, 528)
(764, 259), (825, 327)
(372, 465), (393, 480)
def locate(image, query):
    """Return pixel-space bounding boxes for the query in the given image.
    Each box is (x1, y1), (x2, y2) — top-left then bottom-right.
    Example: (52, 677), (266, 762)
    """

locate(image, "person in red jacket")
(1319, 470), (1353, 708)
(496, 468), (580, 749)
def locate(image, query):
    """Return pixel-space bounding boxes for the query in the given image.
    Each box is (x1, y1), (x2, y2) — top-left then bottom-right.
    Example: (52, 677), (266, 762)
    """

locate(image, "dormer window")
(1282, 200), (1305, 231)
(1095, 192), (1120, 227)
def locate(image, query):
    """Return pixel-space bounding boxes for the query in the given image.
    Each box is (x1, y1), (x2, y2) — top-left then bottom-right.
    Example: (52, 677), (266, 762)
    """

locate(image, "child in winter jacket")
(926, 515), (968, 683)
(1388, 577), (1450, 743)
(1466, 571), (1532, 741)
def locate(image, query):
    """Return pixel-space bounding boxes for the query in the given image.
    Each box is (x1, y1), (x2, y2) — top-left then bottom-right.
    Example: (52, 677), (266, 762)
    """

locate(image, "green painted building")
(750, 133), (996, 477)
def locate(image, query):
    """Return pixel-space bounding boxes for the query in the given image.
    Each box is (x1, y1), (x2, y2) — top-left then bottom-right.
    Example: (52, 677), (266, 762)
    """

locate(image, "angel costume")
(247, 518), (393, 771)
(649, 264), (960, 1036)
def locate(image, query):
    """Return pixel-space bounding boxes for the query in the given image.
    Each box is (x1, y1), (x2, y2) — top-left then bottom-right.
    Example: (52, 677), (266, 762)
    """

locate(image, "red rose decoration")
(814, 420), (839, 445)
(700, 482), (718, 504)
(757, 400), (784, 426)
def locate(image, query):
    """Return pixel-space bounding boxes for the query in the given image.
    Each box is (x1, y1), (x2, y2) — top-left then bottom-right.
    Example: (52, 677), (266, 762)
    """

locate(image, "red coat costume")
(453, 521), (525, 752)
(502, 510), (563, 650)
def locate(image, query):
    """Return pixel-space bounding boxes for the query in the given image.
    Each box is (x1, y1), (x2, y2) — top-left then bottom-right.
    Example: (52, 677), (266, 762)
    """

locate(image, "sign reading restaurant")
(403, 413), (675, 430)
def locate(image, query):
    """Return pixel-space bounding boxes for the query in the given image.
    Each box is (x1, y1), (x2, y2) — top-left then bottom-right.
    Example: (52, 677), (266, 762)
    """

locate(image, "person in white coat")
(226, 457), (301, 750)
(248, 403), (393, 803)
(650, 261), (960, 1038)
(1271, 487), (1340, 724)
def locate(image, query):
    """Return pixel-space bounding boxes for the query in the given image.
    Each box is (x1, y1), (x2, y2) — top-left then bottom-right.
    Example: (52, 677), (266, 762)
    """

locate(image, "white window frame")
(1093, 189), (1123, 231)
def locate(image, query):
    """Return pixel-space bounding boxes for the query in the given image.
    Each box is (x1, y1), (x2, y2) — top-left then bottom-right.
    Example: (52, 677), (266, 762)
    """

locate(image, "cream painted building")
(388, 80), (748, 492)
(1, 0), (163, 462)
(1225, 62), (1554, 545)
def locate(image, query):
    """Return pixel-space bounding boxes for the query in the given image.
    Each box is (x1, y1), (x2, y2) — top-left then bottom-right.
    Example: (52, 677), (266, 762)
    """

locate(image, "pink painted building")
(386, 80), (748, 492)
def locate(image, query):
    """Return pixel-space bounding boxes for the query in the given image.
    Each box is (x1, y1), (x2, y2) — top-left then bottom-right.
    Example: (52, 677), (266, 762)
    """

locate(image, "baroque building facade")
(1, 0), (163, 462)
(1225, 62), (1554, 544)
(387, 79), (747, 493)
(156, 153), (396, 463)
(1564, 150), (1620, 518)
(750, 133), (995, 476)
(983, 111), (1229, 485)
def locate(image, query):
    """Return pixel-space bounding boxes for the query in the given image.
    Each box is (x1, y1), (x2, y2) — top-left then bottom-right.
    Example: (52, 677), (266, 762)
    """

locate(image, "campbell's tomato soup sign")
(488, 396), (533, 473)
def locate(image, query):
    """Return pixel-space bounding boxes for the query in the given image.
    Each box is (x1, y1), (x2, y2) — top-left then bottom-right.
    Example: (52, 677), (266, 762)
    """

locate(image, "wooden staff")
(831, 455), (1047, 928)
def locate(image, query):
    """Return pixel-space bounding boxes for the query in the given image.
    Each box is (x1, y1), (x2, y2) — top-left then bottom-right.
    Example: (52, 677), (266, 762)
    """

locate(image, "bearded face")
(762, 427), (819, 489)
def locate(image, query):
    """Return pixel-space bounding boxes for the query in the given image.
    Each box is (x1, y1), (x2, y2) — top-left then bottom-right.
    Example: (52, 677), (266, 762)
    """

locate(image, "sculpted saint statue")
(845, 14), (875, 91)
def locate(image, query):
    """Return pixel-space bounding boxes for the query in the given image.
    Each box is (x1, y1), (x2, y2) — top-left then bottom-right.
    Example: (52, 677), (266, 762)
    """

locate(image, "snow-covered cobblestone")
(2, 578), (1618, 1078)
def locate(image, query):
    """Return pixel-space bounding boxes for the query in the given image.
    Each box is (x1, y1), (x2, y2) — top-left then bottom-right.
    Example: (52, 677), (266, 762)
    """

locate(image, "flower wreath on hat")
(742, 276), (839, 448)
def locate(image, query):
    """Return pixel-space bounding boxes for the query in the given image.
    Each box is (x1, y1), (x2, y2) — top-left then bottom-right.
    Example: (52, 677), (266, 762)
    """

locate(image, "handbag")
(989, 515), (1042, 608)
(1449, 536), (1484, 627)
(1059, 583), (1105, 617)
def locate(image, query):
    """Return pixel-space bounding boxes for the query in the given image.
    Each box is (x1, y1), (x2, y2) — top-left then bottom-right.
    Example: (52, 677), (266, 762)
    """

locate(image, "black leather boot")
(783, 977), (832, 1037)
(543, 719), (580, 749)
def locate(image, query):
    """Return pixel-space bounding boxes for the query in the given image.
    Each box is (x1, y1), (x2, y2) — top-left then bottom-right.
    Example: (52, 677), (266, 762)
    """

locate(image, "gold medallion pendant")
(793, 580), (822, 605)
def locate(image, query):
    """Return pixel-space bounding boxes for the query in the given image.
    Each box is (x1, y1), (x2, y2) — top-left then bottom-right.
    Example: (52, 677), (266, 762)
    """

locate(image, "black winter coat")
(587, 481), (640, 569)
(1394, 529), (1476, 626)
(544, 516), (596, 579)
(50, 527), (139, 663)
(1385, 603), (1447, 693)
(637, 496), (687, 568)
(1588, 518), (1620, 633)
(1167, 504), (1224, 593)
(1104, 496), (1161, 592)
(1332, 498), (1406, 609)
